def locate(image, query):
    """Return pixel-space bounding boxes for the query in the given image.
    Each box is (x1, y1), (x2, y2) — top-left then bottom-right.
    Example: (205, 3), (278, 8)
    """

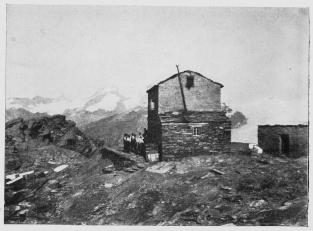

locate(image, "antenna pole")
(176, 65), (187, 112)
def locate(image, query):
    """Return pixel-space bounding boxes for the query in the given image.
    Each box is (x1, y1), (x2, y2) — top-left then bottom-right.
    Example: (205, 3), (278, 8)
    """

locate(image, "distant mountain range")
(5, 104), (147, 149)
(6, 85), (147, 128)
(6, 86), (308, 145)
(5, 108), (49, 122)
(82, 106), (147, 148)
(63, 108), (122, 128)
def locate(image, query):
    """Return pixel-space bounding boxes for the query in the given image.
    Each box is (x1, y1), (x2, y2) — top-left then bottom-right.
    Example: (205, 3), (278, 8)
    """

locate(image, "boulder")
(58, 129), (77, 146)
(6, 159), (23, 171)
(18, 209), (29, 216)
(137, 163), (145, 168)
(27, 119), (35, 129)
(13, 136), (24, 143)
(146, 162), (176, 174)
(5, 190), (30, 206)
(102, 168), (114, 174)
(42, 128), (50, 136)
(249, 199), (268, 208)
(5, 118), (23, 129)
(54, 165), (68, 172)
(18, 201), (32, 207)
(35, 171), (46, 178)
(49, 181), (62, 189)
(6, 177), (26, 191)
(66, 120), (76, 128)
(51, 114), (66, 125)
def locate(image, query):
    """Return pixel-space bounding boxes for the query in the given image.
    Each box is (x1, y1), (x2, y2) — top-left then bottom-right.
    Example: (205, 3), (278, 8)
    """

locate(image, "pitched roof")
(146, 70), (224, 92)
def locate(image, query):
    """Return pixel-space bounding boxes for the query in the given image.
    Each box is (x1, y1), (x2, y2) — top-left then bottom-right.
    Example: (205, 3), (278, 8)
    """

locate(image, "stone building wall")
(161, 112), (231, 161)
(258, 125), (309, 157)
(146, 71), (228, 161)
(158, 72), (222, 113)
(147, 86), (160, 143)
(230, 142), (251, 154)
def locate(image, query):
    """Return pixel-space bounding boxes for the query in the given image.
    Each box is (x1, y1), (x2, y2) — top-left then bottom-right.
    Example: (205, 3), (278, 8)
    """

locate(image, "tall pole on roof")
(176, 65), (187, 112)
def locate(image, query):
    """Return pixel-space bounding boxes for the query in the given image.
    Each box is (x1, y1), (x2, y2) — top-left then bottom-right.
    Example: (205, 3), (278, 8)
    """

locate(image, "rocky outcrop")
(5, 115), (97, 158)
(4, 115), (100, 215)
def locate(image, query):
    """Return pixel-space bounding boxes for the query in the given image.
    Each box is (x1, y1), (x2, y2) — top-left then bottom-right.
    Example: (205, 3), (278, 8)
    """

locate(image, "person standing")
(123, 133), (128, 152)
(131, 133), (137, 153)
(130, 133), (134, 152)
(137, 132), (144, 156)
(142, 129), (147, 159)
(136, 135), (140, 155)
(126, 134), (131, 153)
(143, 128), (148, 143)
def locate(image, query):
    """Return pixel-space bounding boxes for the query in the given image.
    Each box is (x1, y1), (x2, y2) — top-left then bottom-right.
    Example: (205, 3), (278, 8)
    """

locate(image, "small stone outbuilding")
(146, 70), (231, 161)
(258, 124), (309, 157)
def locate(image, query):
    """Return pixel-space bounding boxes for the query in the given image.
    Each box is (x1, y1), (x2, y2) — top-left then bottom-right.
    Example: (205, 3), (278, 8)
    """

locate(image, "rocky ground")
(5, 115), (98, 158)
(4, 145), (308, 225)
(4, 115), (308, 225)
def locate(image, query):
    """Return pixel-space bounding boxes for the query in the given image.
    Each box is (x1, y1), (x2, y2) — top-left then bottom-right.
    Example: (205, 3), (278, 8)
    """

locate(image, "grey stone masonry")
(258, 125), (308, 157)
(146, 70), (230, 161)
(161, 112), (231, 161)
(147, 70), (223, 114)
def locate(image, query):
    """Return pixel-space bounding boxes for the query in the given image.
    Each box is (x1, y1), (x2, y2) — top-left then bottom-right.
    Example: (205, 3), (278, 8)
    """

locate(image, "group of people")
(123, 131), (147, 156)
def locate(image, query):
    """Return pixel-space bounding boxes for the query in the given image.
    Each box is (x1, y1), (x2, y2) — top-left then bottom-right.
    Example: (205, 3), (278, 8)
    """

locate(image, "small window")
(150, 100), (155, 110)
(186, 76), (194, 89)
(193, 127), (201, 136)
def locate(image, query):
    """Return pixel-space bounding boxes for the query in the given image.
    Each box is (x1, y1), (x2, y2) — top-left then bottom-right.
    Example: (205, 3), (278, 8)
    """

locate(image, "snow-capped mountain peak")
(54, 93), (71, 103)
(6, 84), (145, 115)
(85, 85), (120, 101)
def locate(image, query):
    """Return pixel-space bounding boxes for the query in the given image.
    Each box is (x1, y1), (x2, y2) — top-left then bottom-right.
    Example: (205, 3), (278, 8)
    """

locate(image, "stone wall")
(147, 86), (160, 143)
(146, 71), (227, 161)
(229, 142), (252, 155)
(161, 117), (231, 161)
(158, 72), (222, 113)
(258, 125), (308, 157)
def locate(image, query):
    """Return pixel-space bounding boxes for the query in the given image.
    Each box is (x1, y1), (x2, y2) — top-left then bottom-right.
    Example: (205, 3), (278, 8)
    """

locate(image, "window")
(193, 127), (201, 136)
(150, 100), (155, 110)
(186, 76), (194, 89)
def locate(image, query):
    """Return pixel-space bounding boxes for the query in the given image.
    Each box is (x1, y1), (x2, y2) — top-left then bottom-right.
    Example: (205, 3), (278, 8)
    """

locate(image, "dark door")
(280, 134), (289, 156)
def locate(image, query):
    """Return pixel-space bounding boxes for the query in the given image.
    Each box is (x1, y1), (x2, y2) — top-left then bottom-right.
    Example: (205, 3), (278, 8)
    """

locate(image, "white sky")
(5, 5), (309, 120)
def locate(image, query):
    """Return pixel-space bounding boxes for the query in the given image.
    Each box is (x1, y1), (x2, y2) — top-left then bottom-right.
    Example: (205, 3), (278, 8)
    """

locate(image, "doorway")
(280, 134), (289, 156)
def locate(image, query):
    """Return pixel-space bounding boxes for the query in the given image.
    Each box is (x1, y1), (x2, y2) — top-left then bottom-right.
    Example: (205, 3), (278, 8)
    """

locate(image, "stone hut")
(146, 70), (231, 161)
(258, 125), (309, 157)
